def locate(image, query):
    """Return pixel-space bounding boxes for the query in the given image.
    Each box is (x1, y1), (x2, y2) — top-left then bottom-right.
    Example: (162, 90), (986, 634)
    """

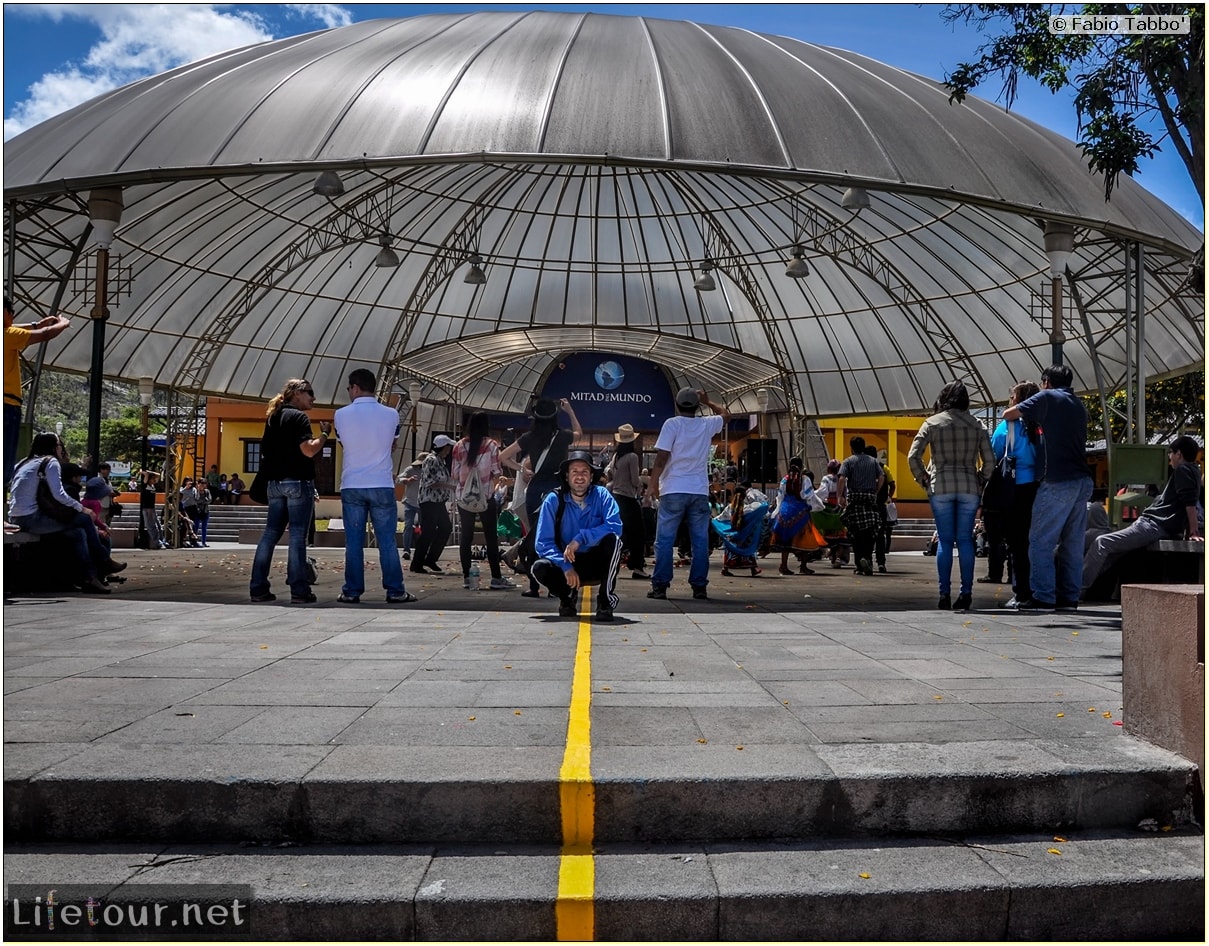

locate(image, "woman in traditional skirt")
(813, 459), (849, 567)
(771, 458), (826, 574)
(713, 483), (768, 577)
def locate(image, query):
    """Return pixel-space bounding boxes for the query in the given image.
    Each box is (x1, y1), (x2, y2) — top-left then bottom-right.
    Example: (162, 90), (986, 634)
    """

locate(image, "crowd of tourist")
(6, 355), (1201, 611)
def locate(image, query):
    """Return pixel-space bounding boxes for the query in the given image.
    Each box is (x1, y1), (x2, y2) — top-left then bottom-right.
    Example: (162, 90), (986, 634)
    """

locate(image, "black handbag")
(249, 470), (269, 505)
(36, 459), (81, 524)
(982, 426), (1017, 511)
(248, 411), (281, 505)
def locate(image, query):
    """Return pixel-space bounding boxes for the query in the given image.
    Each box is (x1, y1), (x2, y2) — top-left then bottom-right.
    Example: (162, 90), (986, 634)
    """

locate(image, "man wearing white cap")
(647, 388), (730, 600)
(411, 434), (456, 574)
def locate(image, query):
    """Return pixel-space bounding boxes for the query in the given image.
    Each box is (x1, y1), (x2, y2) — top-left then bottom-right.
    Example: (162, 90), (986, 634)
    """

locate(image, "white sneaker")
(489, 576), (516, 590)
(1005, 596), (1019, 609)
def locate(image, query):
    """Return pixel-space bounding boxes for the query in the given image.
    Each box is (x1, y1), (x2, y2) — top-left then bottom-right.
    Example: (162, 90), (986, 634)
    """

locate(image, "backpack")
(457, 462), (488, 513)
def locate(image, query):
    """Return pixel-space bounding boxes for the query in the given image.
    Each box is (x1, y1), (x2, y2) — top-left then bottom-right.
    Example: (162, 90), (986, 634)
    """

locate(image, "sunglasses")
(300, 387), (315, 396)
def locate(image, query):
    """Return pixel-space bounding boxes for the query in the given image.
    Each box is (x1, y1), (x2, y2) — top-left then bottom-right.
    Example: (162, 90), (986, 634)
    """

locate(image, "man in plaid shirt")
(837, 436), (884, 576)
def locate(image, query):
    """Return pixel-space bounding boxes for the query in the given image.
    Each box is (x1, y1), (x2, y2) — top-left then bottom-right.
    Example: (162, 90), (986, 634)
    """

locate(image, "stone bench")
(1121, 584), (1205, 816)
(3, 529), (39, 546)
(1144, 538), (1204, 584)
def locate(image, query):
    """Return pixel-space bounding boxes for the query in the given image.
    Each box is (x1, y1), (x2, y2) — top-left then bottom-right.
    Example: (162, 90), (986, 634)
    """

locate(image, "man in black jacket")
(1081, 435), (1203, 595)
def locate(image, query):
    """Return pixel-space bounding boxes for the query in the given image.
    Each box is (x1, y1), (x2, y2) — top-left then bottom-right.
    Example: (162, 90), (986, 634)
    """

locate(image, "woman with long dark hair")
(451, 411), (514, 590)
(606, 423), (648, 578)
(7, 432), (126, 593)
(500, 396), (582, 597)
(770, 457), (824, 575)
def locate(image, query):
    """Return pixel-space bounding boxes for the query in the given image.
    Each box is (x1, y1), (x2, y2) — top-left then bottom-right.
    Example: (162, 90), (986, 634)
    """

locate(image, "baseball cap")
(675, 387), (700, 410)
(432, 434), (455, 449)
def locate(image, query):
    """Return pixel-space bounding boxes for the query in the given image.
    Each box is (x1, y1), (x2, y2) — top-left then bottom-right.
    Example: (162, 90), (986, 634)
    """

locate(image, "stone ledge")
(1121, 583), (1205, 813)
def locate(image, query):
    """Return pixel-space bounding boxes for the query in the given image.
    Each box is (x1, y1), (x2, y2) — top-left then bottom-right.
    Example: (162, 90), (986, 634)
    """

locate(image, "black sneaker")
(336, 594), (361, 604)
(250, 592), (277, 602)
(646, 588), (667, 600)
(558, 600), (578, 618)
(594, 608), (614, 622)
(953, 593), (972, 612)
(692, 587), (708, 600)
(1017, 598), (1055, 613)
(1056, 601), (1079, 612)
(290, 593), (318, 604)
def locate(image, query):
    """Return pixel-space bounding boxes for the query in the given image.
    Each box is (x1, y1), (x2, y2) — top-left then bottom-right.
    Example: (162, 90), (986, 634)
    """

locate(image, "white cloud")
(4, 4), (355, 138)
(285, 4), (355, 29)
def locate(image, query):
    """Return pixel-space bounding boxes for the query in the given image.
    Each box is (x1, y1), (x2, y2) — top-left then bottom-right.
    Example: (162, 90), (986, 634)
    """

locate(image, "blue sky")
(2, 2), (1202, 226)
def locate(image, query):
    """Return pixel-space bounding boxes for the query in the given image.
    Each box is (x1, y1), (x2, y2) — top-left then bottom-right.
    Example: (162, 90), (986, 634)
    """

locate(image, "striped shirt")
(908, 409), (995, 497)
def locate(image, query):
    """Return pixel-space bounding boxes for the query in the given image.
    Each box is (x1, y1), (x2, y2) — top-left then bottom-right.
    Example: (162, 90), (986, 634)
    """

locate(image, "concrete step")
(4, 833), (1203, 940)
(5, 739), (1197, 846)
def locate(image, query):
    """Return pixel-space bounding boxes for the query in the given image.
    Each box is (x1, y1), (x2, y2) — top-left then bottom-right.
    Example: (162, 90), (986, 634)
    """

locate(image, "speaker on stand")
(745, 438), (779, 489)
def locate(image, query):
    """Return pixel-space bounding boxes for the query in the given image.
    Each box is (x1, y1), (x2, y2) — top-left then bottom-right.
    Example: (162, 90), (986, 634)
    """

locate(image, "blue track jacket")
(534, 485), (623, 572)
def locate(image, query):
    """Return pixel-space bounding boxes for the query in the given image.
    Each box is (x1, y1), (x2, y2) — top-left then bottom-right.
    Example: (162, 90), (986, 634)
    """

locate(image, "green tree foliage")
(1083, 368), (1205, 441)
(943, 4), (1204, 203)
(99, 408), (156, 464)
(26, 370), (160, 463)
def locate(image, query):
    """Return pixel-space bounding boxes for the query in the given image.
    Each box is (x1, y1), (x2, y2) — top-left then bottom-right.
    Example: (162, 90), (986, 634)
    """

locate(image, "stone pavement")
(3, 544), (1203, 940)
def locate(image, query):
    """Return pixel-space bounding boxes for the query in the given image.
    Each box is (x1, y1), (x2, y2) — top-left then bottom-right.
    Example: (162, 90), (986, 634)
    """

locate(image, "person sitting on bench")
(1081, 435), (1203, 597)
(7, 432), (126, 594)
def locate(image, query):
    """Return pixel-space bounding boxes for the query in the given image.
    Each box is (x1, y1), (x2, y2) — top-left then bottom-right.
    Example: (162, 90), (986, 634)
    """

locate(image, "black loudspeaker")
(745, 438), (778, 483)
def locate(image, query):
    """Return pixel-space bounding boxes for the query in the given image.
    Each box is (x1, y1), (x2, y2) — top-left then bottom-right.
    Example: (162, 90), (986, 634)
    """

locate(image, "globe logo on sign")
(595, 360), (624, 390)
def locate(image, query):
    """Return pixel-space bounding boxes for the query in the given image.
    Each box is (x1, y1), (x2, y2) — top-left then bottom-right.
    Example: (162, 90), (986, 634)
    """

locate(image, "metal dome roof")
(4, 9), (1203, 422)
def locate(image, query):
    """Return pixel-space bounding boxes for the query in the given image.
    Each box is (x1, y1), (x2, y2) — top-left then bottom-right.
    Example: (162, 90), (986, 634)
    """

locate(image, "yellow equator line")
(556, 590), (595, 941)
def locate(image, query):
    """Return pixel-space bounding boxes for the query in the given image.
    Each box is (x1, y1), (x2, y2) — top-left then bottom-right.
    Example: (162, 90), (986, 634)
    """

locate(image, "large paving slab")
(3, 545), (1202, 938)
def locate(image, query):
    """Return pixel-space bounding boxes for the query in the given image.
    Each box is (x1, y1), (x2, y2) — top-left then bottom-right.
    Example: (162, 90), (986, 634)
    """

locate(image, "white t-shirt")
(653, 414), (724, 495)
(334, 397), (398, 489)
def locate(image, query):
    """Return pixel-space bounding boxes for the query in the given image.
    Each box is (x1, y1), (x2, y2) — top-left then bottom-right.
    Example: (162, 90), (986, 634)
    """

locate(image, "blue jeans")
(652, 492), (712, 591)
(1028, 477), (1093, 605)
(12, 509), (109, 579)
(929, 492), (980, 597)
(402, 502), (419, 553)
(250, 479), (314, 597)
(341, 487), (405, 598)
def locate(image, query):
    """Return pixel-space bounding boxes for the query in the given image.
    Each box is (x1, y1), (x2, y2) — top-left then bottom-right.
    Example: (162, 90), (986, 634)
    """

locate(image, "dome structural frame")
(4, 10), (1203, 505)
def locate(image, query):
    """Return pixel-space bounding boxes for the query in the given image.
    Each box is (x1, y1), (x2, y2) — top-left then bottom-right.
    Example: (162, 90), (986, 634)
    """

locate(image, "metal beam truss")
(1067, 235), (1202, 447)
(162, 181), (407, 545)
(3, 196), (91, 428)
(377, 198), (493, 403)
(791, 198), (993, 409)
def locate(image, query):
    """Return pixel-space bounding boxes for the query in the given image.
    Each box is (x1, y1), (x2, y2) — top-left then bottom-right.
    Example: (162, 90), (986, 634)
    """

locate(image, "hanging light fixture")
(312, 170), (345, 197)
(464, 253), (487, 285)
(785, 245), (810, 279)
(1042, 222), (1075, 277)
(841, 186), (870, 210)
(374, 233), (400, 268)
(693, 258), (716, 292)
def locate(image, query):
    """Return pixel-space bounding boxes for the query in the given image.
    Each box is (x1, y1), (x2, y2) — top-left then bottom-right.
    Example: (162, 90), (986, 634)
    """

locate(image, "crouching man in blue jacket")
(532, 449), (623, 621)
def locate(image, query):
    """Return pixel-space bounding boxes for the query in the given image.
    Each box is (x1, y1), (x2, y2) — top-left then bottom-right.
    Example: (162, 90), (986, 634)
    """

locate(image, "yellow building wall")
(816, 415), (929, 502)
(204, 397), (339, 487)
